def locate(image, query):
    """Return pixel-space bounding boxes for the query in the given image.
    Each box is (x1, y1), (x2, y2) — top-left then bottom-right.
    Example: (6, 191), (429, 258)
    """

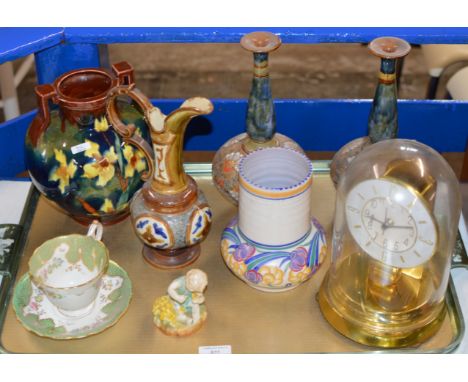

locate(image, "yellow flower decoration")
(100, 198), (114, 213)
(94, 116), (109, 132)
(227, 255), (246, 277)
(221, 239), (230, 256)
(318, 244), (327, 264)
(123, 145), (146, 178)
(49, 149), (77, 194)
(288, 267), (312, 284)
(82, 142), (118, 187)
(84, 140), (101, 158)
(259, 266), (284, 286)
(153, 296), (176, 324)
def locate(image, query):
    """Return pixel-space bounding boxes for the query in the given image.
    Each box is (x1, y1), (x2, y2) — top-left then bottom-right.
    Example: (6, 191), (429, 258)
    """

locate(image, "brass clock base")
(317, 278), (447, 348)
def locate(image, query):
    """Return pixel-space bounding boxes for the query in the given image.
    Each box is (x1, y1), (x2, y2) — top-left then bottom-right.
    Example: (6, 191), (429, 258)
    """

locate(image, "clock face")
(345, 178), (437, 268)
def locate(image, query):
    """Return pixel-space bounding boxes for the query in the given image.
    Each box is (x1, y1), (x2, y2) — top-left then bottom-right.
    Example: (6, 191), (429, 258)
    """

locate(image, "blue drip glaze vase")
(212, 31), (304, 205)
(330, 37), (411, 187)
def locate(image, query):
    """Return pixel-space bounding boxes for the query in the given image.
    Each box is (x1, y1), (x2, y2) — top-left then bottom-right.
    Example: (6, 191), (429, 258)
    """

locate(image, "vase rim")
(54, 67), (118, 109)
(238, 147), (313, 199)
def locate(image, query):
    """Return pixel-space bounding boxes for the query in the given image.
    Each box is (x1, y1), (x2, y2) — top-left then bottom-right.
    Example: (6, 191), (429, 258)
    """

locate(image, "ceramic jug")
(119, 89), (214, 269)
(25, 62), (153, 225)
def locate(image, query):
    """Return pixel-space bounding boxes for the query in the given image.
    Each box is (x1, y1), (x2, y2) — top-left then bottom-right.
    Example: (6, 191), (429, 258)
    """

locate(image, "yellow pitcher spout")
(149, 97), (214, 194)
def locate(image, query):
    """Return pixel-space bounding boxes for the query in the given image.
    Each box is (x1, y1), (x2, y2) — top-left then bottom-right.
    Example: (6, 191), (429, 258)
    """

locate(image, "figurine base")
(155, 312), (207, 337)
(143, 244), (200, 269)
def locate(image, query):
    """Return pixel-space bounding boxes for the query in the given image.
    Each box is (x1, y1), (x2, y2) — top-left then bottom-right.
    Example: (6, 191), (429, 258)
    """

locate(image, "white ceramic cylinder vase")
(221, 147), (327, 292)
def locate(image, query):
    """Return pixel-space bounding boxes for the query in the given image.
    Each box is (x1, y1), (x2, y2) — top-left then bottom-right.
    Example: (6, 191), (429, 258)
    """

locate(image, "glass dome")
(318, 138), (461, 348)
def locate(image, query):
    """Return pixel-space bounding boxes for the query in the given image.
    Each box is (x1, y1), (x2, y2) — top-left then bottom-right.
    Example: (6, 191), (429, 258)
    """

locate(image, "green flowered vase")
(25, 62), (154, 225)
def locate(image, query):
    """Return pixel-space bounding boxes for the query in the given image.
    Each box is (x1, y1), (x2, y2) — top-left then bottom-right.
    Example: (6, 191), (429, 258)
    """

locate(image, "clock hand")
(385, 225), (414, 230)
(368, 215), (387, 232)
(369, 215), (385, 225)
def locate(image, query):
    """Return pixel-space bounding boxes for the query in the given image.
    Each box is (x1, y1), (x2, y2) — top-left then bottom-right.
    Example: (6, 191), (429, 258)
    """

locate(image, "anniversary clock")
(318, 139), (461, 348)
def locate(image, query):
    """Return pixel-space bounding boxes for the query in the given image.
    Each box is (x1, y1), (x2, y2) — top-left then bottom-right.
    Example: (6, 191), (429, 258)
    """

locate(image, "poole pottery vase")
(330, 37), (411, 188)
(221, 147), (327, 292)
(212, 31), (304, 205)
(129, 93), (214, 269)
(25, 62), (153, 225)
(152, 269), (208, 336)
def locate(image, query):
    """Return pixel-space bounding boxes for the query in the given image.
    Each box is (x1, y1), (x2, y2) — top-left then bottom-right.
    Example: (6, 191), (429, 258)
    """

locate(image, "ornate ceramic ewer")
(330, 37), (411, 187)
(221, 148), (327, 292)
(212, 31), (304, 205)
(125, 93), (214, 269)
(25, 62), (152, 225)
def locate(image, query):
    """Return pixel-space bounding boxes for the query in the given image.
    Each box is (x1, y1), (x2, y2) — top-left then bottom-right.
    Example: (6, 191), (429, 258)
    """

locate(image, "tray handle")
(451, 231), (468, 269)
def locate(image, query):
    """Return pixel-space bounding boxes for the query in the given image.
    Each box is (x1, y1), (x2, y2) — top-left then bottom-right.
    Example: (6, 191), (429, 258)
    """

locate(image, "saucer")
(13, 260), (132, 340)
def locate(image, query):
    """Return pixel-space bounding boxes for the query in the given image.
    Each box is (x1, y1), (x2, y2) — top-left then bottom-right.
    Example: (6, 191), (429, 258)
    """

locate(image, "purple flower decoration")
(227, 217), (238, 228)
(289, 247), (309, 272)
(245, 270), (262, 284)
(312, 217), (326, 237)
(233, 243), (255, 262)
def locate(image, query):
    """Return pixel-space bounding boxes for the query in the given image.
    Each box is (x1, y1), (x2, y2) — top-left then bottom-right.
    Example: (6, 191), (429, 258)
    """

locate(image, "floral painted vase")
(212, 31), (304, 205)
(221, 147), (327, 292)
(129, 92), (214, 269)
(25, 62), (153, 225)
(330, 37), (411, 188)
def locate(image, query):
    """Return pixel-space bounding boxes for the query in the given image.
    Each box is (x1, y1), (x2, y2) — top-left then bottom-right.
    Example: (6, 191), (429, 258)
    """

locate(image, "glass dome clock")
(318, 139), (461, 348)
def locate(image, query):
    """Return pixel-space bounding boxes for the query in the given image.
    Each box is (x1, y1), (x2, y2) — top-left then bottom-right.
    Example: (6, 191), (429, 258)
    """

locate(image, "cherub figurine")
(152, 269), (208, 336)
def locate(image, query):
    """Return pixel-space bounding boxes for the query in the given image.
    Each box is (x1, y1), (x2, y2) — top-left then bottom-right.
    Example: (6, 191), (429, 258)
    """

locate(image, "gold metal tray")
(0, 162), (466, 353)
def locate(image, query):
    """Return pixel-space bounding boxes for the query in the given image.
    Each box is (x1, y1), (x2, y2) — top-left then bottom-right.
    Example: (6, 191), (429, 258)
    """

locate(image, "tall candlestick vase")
(25, 62), (153, 225)
(221, 148), (327, 292)
(330, 37), (411, 188)
(212, 31), (304, 205)
(121, 89), (214, 269)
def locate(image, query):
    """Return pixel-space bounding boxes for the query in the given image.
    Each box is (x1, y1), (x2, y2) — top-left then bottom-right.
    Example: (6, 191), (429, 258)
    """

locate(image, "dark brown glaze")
(29, 62), (136, 147)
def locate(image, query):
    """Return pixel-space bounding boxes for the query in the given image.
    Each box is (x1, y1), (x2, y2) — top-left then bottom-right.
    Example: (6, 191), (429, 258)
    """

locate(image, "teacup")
(28, 221), (108, 317)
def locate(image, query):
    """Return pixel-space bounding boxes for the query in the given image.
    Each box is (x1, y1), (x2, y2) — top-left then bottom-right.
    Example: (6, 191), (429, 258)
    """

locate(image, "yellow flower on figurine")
(258, 266), (284, 286)
(100, 198), (114, 213)
(94, 116), (109, 132)
(82, 141), (118, 187)
(288, 267), (312, 284)
(49, 149), (77, 194)
(153, 295), (176, 324)
(123, 145), (147, 178)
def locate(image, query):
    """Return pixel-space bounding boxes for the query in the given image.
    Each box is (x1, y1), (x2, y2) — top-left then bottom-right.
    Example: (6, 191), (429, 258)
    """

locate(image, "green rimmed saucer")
(13, 260), (132, 340)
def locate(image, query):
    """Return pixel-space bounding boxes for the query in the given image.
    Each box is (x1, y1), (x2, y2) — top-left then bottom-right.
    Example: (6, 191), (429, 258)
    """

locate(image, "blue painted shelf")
(0, 28), (63, 65)
(64, 27), (468, 44)
(2, 99), (468, 178)
(1, 28), (468, 178)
